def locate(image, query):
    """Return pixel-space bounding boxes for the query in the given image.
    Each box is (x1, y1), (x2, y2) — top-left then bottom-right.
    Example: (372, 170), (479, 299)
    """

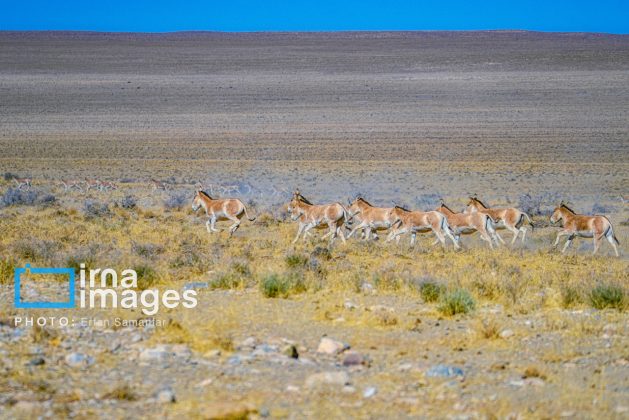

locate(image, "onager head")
(550, 203), (574, 225)
(192, 190), (208, 212)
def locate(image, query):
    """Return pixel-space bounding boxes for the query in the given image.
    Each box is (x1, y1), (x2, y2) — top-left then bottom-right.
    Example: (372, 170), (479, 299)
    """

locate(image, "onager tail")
(441, 216), (460, 249)
(524, 213), (535, 232)
(243, 205), (256, 221)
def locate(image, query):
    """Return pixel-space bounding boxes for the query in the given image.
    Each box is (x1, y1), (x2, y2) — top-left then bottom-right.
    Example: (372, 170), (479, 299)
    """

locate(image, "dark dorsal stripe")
(439, 203), (455, 213)
(395, 205), (411, 212)
(296, 194), (313, 205)
(199, 190), (214, 200)
(560, 203), (576, 214)
(472, 197), (488, 208)
(357, 197), (373, 207)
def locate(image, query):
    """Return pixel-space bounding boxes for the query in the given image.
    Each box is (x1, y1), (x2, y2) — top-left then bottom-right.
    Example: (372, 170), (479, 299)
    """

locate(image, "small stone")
(282, 344), (299, 359)
(202, 402), (257, 419)
(342, 351), (367, 367)
(259, 407), (270, 417)
(13, 401), (37, 412)
(398, 362), (413, 372)
(500, 329), (515, 339)
(363, 387), (377, 398)
(524, 377), (546, 387)
(139, 345), (172, 361)
(196, 378), (214, 388)
(240, 337), (257, 349)
(317, 337), (349, 355)
(305, 371), (350, 388)
(426, 365), (464, 378)
(65, 352), (94, 368)
(171, 344), (191, 358)
(286, 385), (300, 393)
(27, 357), (45, 366)
(342, 385), (356, 393)
(203, 349), (221, 358)
(360, 282), (375, 294)
(183, 281), (209, 290)
(344, 300), (358, 310)
(156, 388), (176, 403)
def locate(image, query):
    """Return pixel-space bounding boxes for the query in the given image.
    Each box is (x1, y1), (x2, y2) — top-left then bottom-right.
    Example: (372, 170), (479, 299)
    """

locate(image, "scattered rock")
(500, 329), (515, 339)
(13, 401), (37, 412)
(171, 344), (191, 358)
(286, 385), (300, 393)
(615, 405), (628, 414)
(202, 402), (257, 419)
(360, 282), (375, 294)
(156, 388), (176, 403)
(139, 347), (170, 362)
(196, 378), (214, 388)
(317, 337), (349, 355)
(342, 351), (368, 367)
(426, 365), (464, 378)
(27, 357), (45, 366)
(282, 344), (299, 359)
(183, 281), (209, 290)
(204, 349), (221, 358)
(305, 371), (350, 388)
(64, 352), (94, 368)
(398, 362), (413, 372)
(240, 337), (257, 349)
(368, 305), (394, 313)
(342, 385), (356, 393)
(363, 387), (377, 398)
(344, 300), (358, 310)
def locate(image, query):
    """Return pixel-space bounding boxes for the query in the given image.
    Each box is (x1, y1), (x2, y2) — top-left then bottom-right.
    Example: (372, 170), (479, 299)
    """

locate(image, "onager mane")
(199, 190), (214, 200)
(356, 197), (373, 207)
(560, 203), (576, 214)
(471, 197), (489, 208)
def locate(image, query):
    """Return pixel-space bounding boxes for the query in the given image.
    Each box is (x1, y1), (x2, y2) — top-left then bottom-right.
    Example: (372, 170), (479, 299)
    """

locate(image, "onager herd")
(190, 189), (620, 256)
(2, 175), (621, 256)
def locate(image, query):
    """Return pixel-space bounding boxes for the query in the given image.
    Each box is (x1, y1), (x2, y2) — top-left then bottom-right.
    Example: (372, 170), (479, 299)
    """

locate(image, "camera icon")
(14, 264), (76, 309)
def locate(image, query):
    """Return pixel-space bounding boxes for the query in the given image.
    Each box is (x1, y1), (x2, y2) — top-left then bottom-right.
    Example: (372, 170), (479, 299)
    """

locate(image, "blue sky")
(2, 0), (628, 34)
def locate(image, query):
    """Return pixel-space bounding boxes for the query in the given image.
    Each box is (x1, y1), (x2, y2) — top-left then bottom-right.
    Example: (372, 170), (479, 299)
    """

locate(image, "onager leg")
(347, 222), (366, 239)
(561, 234), (576, 254)
(606, 232), (620, 257)
(553, 231), (570, 248)
(519, 227), (527, 243)
(293, 224), (305, 244)
(592, 234), (601, 255)
(209, 215), (220, 233)
(507, 225), (520, 245)
(227, 215), (241, 235)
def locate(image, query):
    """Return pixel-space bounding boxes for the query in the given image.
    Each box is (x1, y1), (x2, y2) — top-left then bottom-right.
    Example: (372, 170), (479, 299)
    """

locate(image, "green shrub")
(589, 283), (625, 310)
(560, 285), (583, 308)
(0, 257), (15, 285)
(285, 253), (308, 269)
(209, 261), (253, 290)
(133, 264), (159, 290)
(439, 289), (476, 316)
(260, 273), (306, 298)
(419, 279), (445, 303)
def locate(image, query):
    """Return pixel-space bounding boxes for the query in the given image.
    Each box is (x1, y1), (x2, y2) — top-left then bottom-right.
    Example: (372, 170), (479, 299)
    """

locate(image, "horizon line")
(1, 28), (628, 36)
